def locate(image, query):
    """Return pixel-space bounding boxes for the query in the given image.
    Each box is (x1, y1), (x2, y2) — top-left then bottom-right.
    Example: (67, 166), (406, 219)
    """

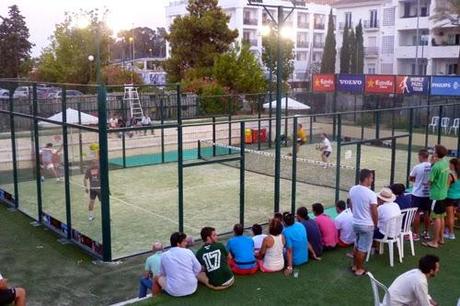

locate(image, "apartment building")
(333, 0), (460, 75)
(166, 0), (333, 82)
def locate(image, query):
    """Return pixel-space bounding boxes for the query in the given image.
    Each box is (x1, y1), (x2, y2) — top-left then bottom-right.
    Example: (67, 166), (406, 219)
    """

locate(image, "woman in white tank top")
(257, 219), (285, 272)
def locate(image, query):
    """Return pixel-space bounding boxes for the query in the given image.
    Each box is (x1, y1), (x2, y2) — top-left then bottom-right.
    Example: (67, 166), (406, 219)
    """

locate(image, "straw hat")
(376, 187), (396, 202)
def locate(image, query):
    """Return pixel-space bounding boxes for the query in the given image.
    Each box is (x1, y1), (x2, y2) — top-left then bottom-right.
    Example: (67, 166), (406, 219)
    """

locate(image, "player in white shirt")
(385, 255), (440, 306)
(334, 200), (355, 247)
(409, 149), (432, 240)
(318, 133), (332, 165)
(39, 143), (62, 181)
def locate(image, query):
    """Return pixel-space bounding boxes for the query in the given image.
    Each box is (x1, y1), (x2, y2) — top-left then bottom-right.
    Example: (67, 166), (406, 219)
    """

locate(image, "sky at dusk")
(1, 0), (170, 57)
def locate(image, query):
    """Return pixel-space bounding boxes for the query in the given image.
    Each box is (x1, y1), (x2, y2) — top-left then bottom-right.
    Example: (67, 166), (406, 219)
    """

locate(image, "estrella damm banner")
(396, 76), (429, 95)
(365, 75), (395, 94)
(312, 74), (335, 93)
(336, 74), (365, 94)
(430, 76), (460, 96)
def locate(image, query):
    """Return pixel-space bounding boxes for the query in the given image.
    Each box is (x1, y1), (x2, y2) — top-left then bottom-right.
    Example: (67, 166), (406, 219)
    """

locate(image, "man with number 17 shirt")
(196, 227), (234, 290)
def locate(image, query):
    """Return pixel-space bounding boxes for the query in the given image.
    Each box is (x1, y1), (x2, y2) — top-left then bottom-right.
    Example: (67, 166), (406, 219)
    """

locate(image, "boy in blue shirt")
(227, 224), (258, 275)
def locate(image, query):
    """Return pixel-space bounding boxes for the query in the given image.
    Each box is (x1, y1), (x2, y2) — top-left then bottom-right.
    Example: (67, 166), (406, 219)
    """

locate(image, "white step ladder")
(123, 84), (143, 120)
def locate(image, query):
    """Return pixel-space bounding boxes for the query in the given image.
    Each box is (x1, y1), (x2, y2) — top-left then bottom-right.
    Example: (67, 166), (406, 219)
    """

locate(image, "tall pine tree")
(339, 25), (350, 73)
(354, 20), (364, 73)
(350, 27), (358, 73)
(0, 5), (33, 78)
(320, 9), (336, 73)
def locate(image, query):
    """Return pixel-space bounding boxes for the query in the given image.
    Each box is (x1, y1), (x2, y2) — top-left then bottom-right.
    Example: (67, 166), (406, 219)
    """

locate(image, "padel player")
(84, 159), (100, 221)
(319, 133), (332, 166)
(39, 143), (62, 182)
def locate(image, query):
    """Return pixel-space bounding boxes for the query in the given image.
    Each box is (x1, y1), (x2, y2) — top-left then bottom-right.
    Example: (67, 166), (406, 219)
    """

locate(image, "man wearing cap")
(0, 273), (26, 306)
(374, 188), (401, 239)
(138, 242), (164, 298)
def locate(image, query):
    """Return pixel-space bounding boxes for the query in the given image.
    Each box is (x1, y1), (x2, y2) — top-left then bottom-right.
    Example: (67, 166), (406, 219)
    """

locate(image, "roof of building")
(332, 0), (381, 7)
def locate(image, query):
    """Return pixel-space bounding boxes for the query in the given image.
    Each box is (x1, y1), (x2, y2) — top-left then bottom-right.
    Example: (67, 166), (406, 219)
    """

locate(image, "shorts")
(445, 198), (460, 207)
(353, 224), (374, 253)
(89, 189), (101, 201)
(322, 151), (331, 158)
(411, 195), (431, 212)
(44, 163), (55, 170)
(157, 276), (167, 290)
(0, 288), (16, 305)
(431, 200), (446, 218)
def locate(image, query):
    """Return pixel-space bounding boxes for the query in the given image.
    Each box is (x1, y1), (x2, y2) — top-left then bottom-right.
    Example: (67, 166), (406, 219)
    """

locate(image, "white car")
(0, 88), (9, 99)
(13, 86), (30, 98)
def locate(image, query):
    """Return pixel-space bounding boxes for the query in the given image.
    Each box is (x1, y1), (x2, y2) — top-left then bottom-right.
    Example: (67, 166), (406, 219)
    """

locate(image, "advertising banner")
(396, 76), (429, 95)
(431, 76), (460, 96)
(365, 75), (395, 94)
(336, 74), (365, 94)
(312, 74), (335, 93)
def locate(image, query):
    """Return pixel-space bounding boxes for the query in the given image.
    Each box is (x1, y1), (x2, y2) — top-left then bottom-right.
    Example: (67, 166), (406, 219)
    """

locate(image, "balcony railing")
(243, 18), (258, 25)
(313, 41), (325, 48)
(314, 23), (325, 30)
(363, 20), (379, 30)
(364, 47), (379, 57)
(297, 41), (310, 48)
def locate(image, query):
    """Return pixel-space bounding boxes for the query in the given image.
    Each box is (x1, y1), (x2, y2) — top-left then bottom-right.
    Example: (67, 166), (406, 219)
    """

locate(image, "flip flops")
(421, 241), (439, 249)
(354, 269), (368, 277)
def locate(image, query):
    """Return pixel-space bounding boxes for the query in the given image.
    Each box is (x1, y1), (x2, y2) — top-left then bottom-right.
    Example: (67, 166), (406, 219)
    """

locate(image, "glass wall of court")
(2, 78), (460, 261)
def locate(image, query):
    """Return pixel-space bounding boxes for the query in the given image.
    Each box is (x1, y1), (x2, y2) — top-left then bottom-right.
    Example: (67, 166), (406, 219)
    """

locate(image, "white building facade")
(166, 0), (334, 82)
(334, 0), (460, 75)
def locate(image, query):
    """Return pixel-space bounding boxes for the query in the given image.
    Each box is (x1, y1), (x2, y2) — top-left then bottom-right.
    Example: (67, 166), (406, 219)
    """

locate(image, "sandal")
(422, 242), (439, 249)
(354, 269), (368, 277)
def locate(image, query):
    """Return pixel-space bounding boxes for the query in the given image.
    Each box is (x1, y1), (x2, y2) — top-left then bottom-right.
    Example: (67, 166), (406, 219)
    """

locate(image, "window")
(370, 10), (378, 28)
(296, 51), (308, 61)
(368, 36), (377, 47)
(381, 36), (394, 54)
(368, 63), (376, 74)
(411, 62), (427, 75)
(313, 52), (323, 63)
(313, 33), (324, 48)
(297, 32), (309, 48)
(447, 64), (458, 75)
(297, 12), (309, 29)
(314, 14), (325, 29)
(383, 7), (395, 26)
(345, 12), (352, 28)
(381, 63), (393, 74)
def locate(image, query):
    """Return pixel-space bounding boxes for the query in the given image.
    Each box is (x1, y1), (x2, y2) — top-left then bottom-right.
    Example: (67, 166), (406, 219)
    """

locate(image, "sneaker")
(413, 234), (420, 241)
(40, 176), (45, 182)
(423, 232), (431, 240)
(448, 233), (456, 240)
(88, 216), (95, 221)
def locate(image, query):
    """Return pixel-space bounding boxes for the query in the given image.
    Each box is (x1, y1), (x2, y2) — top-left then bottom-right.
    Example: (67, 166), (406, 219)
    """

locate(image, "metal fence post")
(98, 84), (112, 261)
(284, 94), (288, 147)
(355, 143), (361, 185)
(32, 84), (43, 221)
(335, 114), (342, 203)
(9, 86), (19, 208)
(424, 95), (430, 148)
(291, 117), (298, 214)
(258, 95), (262, 150)
(228, 115), (232, 155)
(77, 100), (83, 173)
(160, 95), (165, 163)
(437, 105), (443, 145)
(240, 121), (245, 226)
(212, 116), (216, 156)
(332, 92), (337, 141)
(177, 84), (184, 233)
(61, 87), (72, 240)
(120, 96), (126, 168)
(390, 139), (396, 185)
(406, 108), (414, 188)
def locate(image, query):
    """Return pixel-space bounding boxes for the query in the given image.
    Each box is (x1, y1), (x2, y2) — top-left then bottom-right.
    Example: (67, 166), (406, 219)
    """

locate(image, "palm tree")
(430, 0), (460, 74)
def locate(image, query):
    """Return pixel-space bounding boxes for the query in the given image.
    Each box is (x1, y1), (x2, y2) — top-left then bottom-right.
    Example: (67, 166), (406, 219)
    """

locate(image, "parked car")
(48, 89), (84, 99)
(13, 86), (31, 98)
(0, 88), (9, 99)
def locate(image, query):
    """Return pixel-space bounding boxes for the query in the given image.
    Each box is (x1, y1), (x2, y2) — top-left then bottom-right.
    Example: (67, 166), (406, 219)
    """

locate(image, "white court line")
(68, 180), (200, 232)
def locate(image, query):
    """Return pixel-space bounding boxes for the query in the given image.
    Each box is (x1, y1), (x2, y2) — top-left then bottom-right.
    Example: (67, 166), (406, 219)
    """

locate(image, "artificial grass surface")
(1, 202), (459, 306)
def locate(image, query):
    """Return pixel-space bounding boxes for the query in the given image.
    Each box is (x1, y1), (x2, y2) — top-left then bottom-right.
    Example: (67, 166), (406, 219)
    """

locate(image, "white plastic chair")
(428, 116), (439, 133)
(366, 214), (403, 267)
(367, 272), (391, 306)
(441, 117), (450, 134)
(449, 118), (460, 135)
(399, 207), (418, 258)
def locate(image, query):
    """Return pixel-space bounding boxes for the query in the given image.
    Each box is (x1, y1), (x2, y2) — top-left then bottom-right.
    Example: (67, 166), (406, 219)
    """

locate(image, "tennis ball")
(89, 143), (99, 152)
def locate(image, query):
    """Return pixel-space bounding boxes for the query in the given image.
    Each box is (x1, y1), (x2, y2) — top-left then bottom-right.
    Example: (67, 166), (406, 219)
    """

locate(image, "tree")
(431, 0), (460, 74)
(34, 10), (113, 84)
(262, 26), (295, 86)
(164, 0), (238, 82)
(339, 25), (350, 73)
(111, 27), (167, 60)
(349, 27), (357, 73)
(320, 9), (336, 73)
(0, 5), (33, 78)
(351, 21), (364, 74)
(103, 65), (143, 85)
(212, 44), (266, 94)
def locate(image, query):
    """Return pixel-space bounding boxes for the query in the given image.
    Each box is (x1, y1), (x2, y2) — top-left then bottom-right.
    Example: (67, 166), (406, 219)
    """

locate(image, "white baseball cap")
(0, 273), (3, 280)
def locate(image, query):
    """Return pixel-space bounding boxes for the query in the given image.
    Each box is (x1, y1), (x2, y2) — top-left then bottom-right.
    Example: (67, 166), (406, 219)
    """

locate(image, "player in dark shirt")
(84, 159), (100, 221)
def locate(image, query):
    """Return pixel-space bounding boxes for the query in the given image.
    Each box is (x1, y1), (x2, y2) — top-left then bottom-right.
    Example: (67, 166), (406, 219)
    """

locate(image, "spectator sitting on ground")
(138, 242), (163, 298)
(334, 200), (355, 248)
(385, 255), (440, 306)
(312, 203), (338, 249)
(391, 183), (412, 210)
(153, 232), (201, 298)
(283, 212), (319, 276)
(226, 224), (258, 275)
(374, 188), (401, 240)
(257, 218), (285, 272)
(296, 206), (323, 257)
(0, 273), (26, 306)
(196, 227), (234, 290)
(251, 224), (267, 256)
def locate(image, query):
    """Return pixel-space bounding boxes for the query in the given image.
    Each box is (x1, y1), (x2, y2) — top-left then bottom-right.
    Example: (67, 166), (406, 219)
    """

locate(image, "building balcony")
(297, 22), (309, 29)
(313, 41), (325, 48)
(297, 41), (310, 48)
(395, 16), (429, 30)
(243, 18), (258, 26)
(365, 47), (379, 57)
(314, 23), (325, 30)
(363, 20), (379, 31)
(430, 45), (460, 58)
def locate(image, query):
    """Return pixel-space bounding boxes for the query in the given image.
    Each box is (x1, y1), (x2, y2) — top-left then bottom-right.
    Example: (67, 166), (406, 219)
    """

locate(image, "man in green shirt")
(196, 227), (234, 290)
(424, 145), (449, 249)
